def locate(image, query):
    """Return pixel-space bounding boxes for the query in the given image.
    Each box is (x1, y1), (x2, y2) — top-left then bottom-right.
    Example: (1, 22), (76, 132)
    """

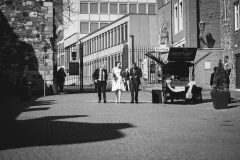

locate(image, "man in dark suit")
(130, 62), (142, 103)
(92, 64), (108, 103)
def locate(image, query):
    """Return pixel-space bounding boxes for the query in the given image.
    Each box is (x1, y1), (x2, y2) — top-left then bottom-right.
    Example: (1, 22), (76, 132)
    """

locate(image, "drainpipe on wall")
(196, 0), (200, 48)
(170, 0), (173, 46)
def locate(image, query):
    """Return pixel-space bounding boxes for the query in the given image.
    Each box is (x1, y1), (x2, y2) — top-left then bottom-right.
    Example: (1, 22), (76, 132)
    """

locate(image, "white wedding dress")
(112, 67), (125, 91)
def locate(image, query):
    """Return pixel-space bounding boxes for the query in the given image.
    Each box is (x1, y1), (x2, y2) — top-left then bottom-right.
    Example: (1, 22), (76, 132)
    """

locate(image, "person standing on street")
(111, 61), (125, 103)
(210, 67), (217, 87)
(223, 56), (231, 89)
(93, 64), (108, 103)
(57, 67), (66, 94)
(130, 62), (142, 104)
(21, 65), (32, 101)
(123, 68), (130, 91)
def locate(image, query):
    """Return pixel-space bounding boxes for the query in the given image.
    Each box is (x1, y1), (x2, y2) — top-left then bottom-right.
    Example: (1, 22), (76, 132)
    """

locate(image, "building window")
(111, 29), (114, 47)
(80, 22), (89, 34)
(174, 3), (179, 34)
(95, 37), (98, 52)
(93, 38), (96, 53)
(110, 3), (118, 14)
(223, 0), (228, 21)
(117, 26), (120, 44)
(100, 22), (109, 28)
(90, 3), (98, 14)
(105, 32), (107, 48)
(98, 36), (101, 51)
(90, 22), (99, 33)
(71, 52), (77, 61)
(148, 4), (156, 14)
(108, 31), (111, 48)
(119, 4), (128, 14)
(102, 33), (105, 49)
(129, 4), (137, 13)
(235, 2), (240, 31)
(100, 3), (108, 14)
(179, 0), (183, 31)
(99, 35), (102, 51)
(90, 39), (92, 54)
(138, 4), (146, 14)
(114, 28), (117, 45)
(121, 24), (124, 42)
(80, 3), (88, 14)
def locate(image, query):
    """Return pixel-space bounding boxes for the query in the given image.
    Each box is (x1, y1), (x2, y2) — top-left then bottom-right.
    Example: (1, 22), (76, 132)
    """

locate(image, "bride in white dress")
(112, 61), (125, 103)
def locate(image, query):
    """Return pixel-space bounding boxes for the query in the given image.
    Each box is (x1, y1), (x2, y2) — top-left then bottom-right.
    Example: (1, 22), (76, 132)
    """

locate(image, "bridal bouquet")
(112, 73), (118, 81)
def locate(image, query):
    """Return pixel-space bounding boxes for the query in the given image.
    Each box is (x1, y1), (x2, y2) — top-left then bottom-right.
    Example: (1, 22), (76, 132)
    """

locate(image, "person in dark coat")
(21, 65), (32, 101)
(57, 67), (66, 94)
(123, 68), (130, 91)
(92, 64), (108, 103)
(129, 62), (142, 103)
(210, 67), (217, 87)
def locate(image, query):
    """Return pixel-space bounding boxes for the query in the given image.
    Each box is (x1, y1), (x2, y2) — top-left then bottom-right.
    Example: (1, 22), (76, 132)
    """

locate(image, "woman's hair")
(115, 61), (121, 67)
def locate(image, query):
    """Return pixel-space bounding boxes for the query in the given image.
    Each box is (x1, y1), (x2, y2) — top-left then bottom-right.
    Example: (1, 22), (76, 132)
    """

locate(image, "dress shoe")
(104, 100), (107, 103)
(130, 101), (134, 104)
(135, 101), (139, 104)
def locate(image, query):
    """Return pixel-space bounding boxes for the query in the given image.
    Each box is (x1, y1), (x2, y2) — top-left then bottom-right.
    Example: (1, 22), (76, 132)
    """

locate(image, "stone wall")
(0, 0), (54, 95)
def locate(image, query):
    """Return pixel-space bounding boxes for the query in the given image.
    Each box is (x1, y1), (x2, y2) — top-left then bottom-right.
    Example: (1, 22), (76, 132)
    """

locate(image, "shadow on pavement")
(0, 98), (134, 150)
(0, 114), (134, 150)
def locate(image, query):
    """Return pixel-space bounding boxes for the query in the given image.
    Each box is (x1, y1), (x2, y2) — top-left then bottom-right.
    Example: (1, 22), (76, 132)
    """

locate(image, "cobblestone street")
(1, 90), (240, 160)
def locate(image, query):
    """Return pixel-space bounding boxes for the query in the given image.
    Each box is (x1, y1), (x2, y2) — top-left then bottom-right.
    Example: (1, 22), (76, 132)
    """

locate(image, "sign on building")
(155, 44), (169, 53)
(142, 59), (148, 79)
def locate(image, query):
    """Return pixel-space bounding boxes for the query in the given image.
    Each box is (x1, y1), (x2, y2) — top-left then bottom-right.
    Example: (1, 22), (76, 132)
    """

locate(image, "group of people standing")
(210, 56), (232, 89)
(92, 62), (142, 104)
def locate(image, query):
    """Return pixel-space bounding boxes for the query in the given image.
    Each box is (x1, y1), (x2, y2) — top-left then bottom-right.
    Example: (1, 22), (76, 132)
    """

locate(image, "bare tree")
(48, 0), (79, 85)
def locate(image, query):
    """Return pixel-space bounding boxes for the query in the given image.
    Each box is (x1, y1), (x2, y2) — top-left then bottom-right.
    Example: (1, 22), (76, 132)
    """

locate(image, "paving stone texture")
(0, 90), (240, 160)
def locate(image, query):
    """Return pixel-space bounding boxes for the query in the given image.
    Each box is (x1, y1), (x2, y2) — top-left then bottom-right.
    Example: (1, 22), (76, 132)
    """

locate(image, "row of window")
(221, 0), (240, 31)
(174, 0), (183, 34)
(83, 53), (121, 78)
(235, 1), (240, 31)
(80, 2), (156, 15)
(83, 23), (128, 56)
(80, 21), (110, 34)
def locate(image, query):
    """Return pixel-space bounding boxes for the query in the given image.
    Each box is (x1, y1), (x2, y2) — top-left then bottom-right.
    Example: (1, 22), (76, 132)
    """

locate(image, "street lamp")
(129, 35), (134, 63)
(198, 20), (207, 48)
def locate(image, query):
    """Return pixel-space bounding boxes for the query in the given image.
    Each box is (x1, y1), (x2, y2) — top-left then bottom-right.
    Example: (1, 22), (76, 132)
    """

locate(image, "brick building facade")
(0, 0), (54, 96)
(156, 0), (226, 89)
(220, 0), (240, 90)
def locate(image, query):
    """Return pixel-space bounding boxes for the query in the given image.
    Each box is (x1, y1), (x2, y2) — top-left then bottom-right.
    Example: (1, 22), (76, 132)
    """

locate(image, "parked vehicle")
(146, 47), (202, 104)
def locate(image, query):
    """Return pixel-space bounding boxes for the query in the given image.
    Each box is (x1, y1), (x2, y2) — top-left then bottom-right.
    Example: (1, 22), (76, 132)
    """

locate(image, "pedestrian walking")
(223, 56), (231, 89)
(112, 61), (125, 103)
(123, 68), (130, 91)
(130, 62), (142, 104)
(223, 56), (232, 102)
(57, 67), (66, 94)
(21, 65), (31, 101)
(93, 64), (108, 103)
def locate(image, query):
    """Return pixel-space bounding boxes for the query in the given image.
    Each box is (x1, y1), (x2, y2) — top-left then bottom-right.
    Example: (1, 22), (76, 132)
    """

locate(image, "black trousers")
(130, 81), (139, 102)
(97, 81), (107, 101)
(58, 82), (64, 93)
